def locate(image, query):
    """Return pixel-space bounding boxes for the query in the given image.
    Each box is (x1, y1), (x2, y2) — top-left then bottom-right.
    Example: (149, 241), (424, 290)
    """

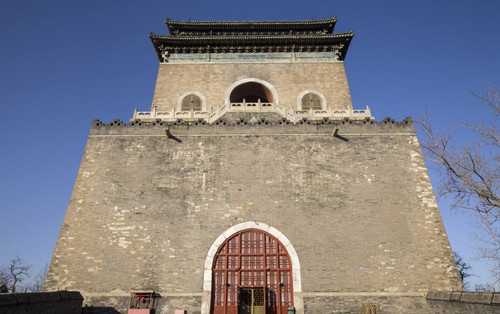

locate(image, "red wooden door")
(211, 229), (293, 314)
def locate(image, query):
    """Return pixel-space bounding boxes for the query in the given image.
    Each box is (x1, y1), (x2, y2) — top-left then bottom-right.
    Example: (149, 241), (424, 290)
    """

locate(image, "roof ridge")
(165, 17), (338, 35)
(165, 17), (337, 25)
(150, 31), (354, 40)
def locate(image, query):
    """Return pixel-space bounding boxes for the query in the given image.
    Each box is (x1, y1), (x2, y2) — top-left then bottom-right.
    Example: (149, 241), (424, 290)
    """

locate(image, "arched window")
(211, 229), (293, 314)
(301, 93), (321, 110)
(180, 94), (202, 111)
(297, 90), (327, 111)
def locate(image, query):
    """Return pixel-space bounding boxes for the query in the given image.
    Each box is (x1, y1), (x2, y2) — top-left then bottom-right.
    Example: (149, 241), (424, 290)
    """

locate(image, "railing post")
(133, 107), (138, 119)
(152, 106), (157, 118)
(258, 98), (261, 111)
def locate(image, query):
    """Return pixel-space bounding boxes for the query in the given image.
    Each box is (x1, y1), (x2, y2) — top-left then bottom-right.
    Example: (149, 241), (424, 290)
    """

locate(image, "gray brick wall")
(0, 291), (83, 314)
(151, 62), (353, 112)
(426, 291), (500, 314)
(44, 120), (462, 313)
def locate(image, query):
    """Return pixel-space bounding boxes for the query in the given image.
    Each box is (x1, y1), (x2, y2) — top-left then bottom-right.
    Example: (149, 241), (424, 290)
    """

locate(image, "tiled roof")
(166, 17), (337, 34)
(149, 31), (354, 61)
(150, 32), (354, 45)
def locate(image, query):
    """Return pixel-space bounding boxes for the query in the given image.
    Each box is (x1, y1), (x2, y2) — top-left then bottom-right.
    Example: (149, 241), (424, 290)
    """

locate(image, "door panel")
(211, 229), (294, 314)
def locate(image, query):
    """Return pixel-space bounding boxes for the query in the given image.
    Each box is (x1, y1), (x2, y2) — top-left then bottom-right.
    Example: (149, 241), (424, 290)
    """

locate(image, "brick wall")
(0, 291), (83, 314)
(426, 291), (500, 314)
(44, 119), (462, 313)
(151, 62), (352, 112)
(304, 294), (430, 313)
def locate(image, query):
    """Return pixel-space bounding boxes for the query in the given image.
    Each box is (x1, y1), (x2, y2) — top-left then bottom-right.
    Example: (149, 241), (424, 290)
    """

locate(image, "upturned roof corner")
(150, 17), (353, 62)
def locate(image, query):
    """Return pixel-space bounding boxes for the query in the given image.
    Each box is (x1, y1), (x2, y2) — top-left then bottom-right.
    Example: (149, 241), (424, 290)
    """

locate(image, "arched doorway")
(211, 229), (293, 314)
(224, 78), (279, 108)
(230, 82), (274, 103)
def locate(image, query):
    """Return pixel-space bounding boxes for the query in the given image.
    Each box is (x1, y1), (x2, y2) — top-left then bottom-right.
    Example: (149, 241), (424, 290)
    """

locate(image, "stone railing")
(230, 101), (274, 111)
(208, 104), (229, 123)
(131, 104), (373, 124)
(133, 107), (210, 120)
(295, 108), (371, 120)
(275, 104), (297, 121)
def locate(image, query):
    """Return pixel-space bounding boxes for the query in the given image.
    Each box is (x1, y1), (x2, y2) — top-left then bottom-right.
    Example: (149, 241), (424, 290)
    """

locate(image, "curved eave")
(166, 17), (337, 34)
(150, 32), (353, 45)
(149, 32), (354, 62)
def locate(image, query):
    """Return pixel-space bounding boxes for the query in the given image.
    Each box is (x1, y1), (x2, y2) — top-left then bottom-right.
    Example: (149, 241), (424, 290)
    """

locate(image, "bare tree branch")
(0, 256), (32, 293)
(25, 263), (48, 292)
(454, 251), (473, 289)
(416, 84), (500, 289)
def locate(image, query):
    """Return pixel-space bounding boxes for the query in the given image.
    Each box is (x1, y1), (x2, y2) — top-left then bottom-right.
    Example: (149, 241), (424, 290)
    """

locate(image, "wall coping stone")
(0, 291), (83, 307)
(426, 291), (500, 305)
(89, 118), (416, 138)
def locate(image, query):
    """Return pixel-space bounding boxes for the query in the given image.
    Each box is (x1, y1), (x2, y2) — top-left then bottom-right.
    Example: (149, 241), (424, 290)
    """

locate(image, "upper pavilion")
(149, 17), (354, 62)
(131, 17), (372, 124)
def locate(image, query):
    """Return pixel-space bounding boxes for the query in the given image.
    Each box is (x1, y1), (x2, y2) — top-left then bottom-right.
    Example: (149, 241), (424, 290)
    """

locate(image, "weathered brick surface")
(44, 120), (462, 313)
(426, 291), (500, 314)
(304, 295), (430, 313)
(151, 62), (353, 111)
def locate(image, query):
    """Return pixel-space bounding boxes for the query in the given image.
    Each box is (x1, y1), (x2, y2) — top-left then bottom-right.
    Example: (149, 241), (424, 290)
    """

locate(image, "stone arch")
(201, 221), (302, 314)
(224, 78), (279, 108)
(176, 91), (207, 111)
(297, 89), (327, 110)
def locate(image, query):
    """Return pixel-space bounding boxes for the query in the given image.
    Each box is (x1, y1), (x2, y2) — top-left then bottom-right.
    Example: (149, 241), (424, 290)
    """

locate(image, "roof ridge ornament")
(164, 17), (338, 36)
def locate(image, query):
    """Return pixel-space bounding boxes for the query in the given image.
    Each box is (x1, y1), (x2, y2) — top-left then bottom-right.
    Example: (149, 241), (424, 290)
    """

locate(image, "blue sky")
(1, 0), (499, 288)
